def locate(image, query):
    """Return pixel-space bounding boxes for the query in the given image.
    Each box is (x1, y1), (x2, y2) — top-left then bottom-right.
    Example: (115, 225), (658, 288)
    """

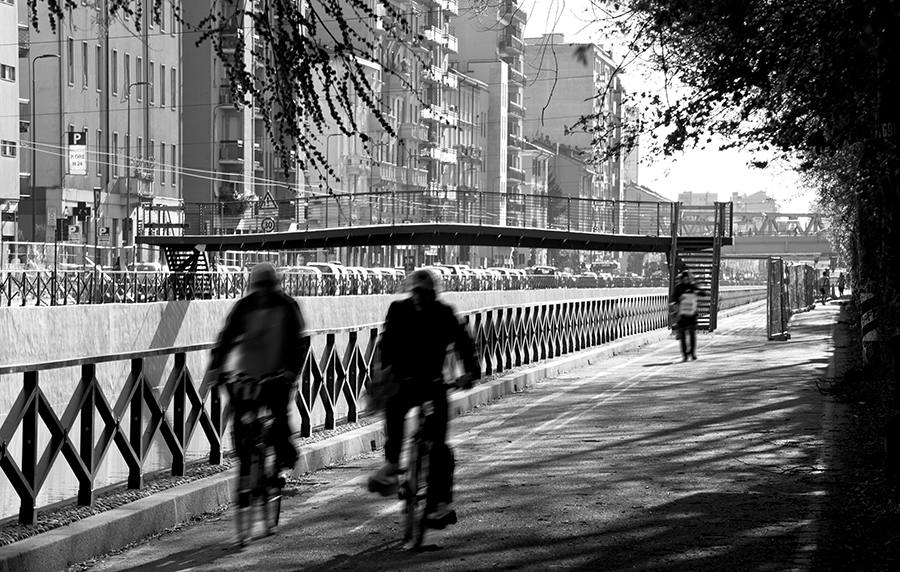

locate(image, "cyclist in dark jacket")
(209, 262), (305, 471)
(368, 269), (481, 527)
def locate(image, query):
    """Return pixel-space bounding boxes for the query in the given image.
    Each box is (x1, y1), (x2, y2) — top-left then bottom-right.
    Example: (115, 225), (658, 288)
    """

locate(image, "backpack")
(678, 291), (699, 317)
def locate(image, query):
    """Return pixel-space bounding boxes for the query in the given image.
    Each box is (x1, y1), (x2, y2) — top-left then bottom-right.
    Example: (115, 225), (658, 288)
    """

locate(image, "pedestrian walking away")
(838, 271), (846, 297)
(367, 268), (481, 530)
(670, 270), (708, 361)
(819, 269), (830, 303)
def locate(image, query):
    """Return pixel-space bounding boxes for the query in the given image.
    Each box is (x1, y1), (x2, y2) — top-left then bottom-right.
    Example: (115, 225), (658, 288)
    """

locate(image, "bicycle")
(222, 372), (286, 546)
(396, 378), (467, 550)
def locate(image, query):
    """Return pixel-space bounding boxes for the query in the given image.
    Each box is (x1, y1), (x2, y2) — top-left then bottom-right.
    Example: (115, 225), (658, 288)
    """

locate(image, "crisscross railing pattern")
(0, 294), (667, 525)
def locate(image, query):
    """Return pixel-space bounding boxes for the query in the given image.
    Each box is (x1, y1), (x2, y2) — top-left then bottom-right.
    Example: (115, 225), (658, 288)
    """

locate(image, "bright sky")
(519, 0), (816, 212)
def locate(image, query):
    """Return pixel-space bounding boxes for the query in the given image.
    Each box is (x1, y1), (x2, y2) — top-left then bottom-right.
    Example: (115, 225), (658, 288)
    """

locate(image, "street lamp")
(124, 80), (151, 260)
(30, 53), (61, 243)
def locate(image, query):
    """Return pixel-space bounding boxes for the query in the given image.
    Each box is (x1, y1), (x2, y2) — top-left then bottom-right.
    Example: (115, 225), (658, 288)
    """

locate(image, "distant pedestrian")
(670, 271), (708, 361)
(838, 272), (846, 297)
(819, 270), (830, 303)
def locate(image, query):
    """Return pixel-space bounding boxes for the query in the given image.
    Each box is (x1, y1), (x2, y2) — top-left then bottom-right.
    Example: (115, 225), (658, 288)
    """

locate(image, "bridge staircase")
(162, 246), (213, 299)
(672, 202), (729, 331)
(677, 238), (721, 331)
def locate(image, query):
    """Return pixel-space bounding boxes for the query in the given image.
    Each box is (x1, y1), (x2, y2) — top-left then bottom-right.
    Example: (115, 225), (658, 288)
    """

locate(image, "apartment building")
(181, 1), (299, 224)
(524, 34), (625, 204)
(1, 0), (20, 249)
(17, 0), (182, 258)
(455, 0), (527, 226)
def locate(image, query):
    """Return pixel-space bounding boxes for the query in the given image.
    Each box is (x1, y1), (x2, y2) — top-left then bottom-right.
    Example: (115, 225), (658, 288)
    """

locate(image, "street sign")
(68, 224), (80, 237)
(67, 131), (87, 175)
(261, 217), (276, 233)
(98, 226), (110, 245)
(260, 191), (278, 211)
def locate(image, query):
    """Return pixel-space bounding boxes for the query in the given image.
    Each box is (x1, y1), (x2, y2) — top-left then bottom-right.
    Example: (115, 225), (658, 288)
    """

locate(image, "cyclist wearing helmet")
(209, 262), (305, 472)
(368, 269), (481, 526)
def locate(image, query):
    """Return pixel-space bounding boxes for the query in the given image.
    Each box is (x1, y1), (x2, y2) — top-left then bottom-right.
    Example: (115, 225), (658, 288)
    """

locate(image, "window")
(81, 41), (88, 88)
(67, 38), (74, 85)
(170, 144), (176, 186)
(160, 141), (166, 184)
(0, 64), (14, 82)
(111, 50), (118, 95)
(95, 45), (101, 92)
(137, 136), (143, 162)
(170, 1), (177, 35)
(124, 53), (130, 95)
(112, 132), (119, 177)
(0, 140), (16, 158)
(160, 2), (166, 33)
(170, 67), (176, 109)
(135, 57), (142, 101)
(160, 64), (166, 107)
(149, 61), (155, 104)
(96, 129), (102, 176)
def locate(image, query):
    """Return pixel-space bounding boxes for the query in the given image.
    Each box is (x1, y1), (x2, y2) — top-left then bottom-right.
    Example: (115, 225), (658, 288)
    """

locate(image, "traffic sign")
(260, 191), (278, 211)
(98, 226), (110, 245)
(67, 131), (87, 175)
(68, 224), (80, 237)
(261, 217), (276, 233)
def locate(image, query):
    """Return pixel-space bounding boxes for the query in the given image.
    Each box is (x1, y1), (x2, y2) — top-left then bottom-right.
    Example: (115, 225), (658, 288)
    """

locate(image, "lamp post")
(124, 80), (151, 264)
(30, 53), (61, 244)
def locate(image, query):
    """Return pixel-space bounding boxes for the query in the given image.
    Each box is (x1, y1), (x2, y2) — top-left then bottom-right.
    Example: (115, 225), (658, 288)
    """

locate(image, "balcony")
(424, 65), (458, 89)
(498, 1), (527, 26)
(421, 104), (459, 126)
(446, 33), (458, 53)
(508, 65), (525, 85)
(405, 167), (428, 188)
(508, 97), (525, 116)
(219, 140), (245, 164)
(457, 145), (484, 162)
(219, 85), (242, 106)
(436, 0), (458, 15)
(499, 33), (525, 56)
(219, 33), (239, 53)
(371, 162), (400, 185)
(399, 122), (429, 141)
(422, 26), (444, 46)
(345, 154), (371, 176)
(507, 132), (524, 149)
(508, 166), (526, 182)
(420, 146), (457, 164)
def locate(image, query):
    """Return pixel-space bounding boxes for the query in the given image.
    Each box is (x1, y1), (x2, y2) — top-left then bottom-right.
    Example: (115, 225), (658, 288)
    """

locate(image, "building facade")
(1, 0), (20, 254)
(17, 0), (182, 263)
(523, 34), (625, 205)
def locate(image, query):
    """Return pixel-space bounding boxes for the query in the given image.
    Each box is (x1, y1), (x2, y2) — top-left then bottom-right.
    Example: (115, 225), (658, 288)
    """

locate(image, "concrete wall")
(1, 286), (765, 366)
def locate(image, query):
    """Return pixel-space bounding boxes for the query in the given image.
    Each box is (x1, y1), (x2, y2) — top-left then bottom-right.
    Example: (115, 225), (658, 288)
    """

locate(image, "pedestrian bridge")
(137, 190), (734, 253)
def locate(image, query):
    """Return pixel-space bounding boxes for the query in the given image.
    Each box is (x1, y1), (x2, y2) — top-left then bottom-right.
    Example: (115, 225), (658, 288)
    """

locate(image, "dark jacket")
(210, 289), (305, 377)
(379, 297), (480, 383)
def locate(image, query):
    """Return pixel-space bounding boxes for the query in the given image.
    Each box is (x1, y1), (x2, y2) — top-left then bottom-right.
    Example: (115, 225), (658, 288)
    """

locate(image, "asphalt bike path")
(81, 303), (836, 571)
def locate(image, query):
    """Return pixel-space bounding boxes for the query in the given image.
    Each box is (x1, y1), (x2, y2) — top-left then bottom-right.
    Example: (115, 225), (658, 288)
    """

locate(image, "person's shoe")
(691, 354), (697, 361)
(682, 355), (688, 362)
(367, 462), (399, 496)
(425, 502), (458, 529)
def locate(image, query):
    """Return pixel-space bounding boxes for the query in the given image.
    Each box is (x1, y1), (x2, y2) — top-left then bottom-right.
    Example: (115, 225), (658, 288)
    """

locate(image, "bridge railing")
(173, 191), (679, 237)
(0, 293), (669, 524)
(0, 270), (669, 307)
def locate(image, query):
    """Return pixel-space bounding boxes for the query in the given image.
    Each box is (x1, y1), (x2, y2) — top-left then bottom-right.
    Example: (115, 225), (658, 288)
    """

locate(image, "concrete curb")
(1, 301), (763, 571)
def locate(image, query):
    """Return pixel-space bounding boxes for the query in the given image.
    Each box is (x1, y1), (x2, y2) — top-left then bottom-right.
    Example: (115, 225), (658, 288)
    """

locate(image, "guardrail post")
(209, 382), (222, 465)
(78, 364), (96, 506)
(128, 358), (144, 489)
(172, 352), (186, 476)
(19, 371), (39, 525)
